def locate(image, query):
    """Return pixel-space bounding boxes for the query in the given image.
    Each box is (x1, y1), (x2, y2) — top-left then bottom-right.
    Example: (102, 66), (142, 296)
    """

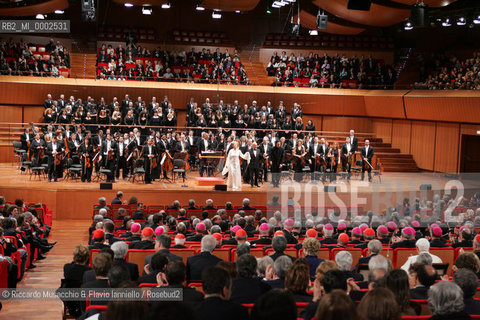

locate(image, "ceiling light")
(161, 1), (171, 9)
(285, 0), (296, 2)
(196, 4), (205, 11)
(474, 16), (480, 24)
(54, 10), (64, 14)
(142, 5), (152, 15)
(235, 10), (240, 13)
(442, 18), (451, 27)
(124, 3), (133, 7)
(457, 17), (466, 26)
(404, 21), (413, 30)
(273, 1), (284, 7)
(212, 10), (221, 19)
(35, 14), (45, 19)
(309, 30), (318, 35)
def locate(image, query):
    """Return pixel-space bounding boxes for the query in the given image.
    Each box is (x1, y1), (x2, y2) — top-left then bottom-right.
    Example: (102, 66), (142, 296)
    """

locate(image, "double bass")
(161, 150), (174, 172)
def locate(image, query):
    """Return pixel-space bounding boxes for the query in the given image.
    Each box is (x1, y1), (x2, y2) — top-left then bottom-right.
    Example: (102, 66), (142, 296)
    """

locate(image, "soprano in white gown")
(222, 147), (250, 191)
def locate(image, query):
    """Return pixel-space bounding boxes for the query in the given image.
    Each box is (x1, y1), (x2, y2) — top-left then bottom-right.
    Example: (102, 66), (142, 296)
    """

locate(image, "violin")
(85, 156), (92, 168)
(54, 153), (61, 165)
(64, 136), (70, 159)
(151, 156), (158, 169)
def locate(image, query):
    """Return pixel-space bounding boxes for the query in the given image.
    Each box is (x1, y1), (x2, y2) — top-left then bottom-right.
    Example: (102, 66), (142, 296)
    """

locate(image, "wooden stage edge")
(1, 164), (479, 220)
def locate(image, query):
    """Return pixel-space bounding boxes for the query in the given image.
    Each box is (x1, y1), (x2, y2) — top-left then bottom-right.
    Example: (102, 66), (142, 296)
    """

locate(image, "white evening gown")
(222, 148), (250, 191)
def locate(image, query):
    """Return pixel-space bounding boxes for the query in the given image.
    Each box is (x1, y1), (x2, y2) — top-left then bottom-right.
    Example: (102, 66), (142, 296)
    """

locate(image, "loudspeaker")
(324, 186), (336, 192)
(316, 14), (328, 30)
(419, 184), (432, 191)
(100, 182), (112, 190)
(214, 184), (227, 191)
(347, 0), (371, 11)
(411, 3), (428, 26)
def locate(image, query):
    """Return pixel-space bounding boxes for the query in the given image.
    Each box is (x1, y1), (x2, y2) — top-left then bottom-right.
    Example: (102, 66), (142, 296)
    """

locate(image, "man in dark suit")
(129, 227), (155, 249)
(44, 93), (54, 109)
(349, 130), (358, 152)
(409, 263), (437, 300)
(103, 220), (121, 245)
(100, 133), (116, 182)
(186, 235), (223, 281)
(137, 252), (169, 285)
(46, 135), (64, 182)
(111, 191), (123, 205)
(144, 235), (182, 274)
(81, 253), (112, 310)
(361, 139), (374, 182)
(248, 143), (262, 188)
(453, 268), (480, 315)
(20, 127), (33, 154)
(197, 132), (211, 177)
(195, 266), (249, 320)
(341, 137), (354, 179)
(111, 241), (139, 281)
(230, 254), (271, 304)
(270, 235), (295, 262)
(259, 137), (272, 182)
(142, 138), (158, 184)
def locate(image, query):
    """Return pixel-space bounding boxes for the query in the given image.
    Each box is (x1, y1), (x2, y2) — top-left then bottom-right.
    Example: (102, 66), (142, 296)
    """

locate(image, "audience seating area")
(172, 30), (231, 45)
(263, 33), (395, 50)
(98, 25), (157, 42)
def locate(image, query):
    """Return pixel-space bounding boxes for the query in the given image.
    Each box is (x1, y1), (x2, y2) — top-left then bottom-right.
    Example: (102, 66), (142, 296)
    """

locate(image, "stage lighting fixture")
(272, 1), (283, 8)
(309, 30), (318, 35)
(411, 2), (428, 26)
(474, 15), (480, 24)
(442, 18), (451, 27)
(212, 10), (221, 19)
(124, 3), (133, 7)
(316, 12), (328, 29)
(196, 5), (205, 11)
(142, 5), (152, 15)
(457, 17), (466, 26)
(54, 10), (64, 14)
(36, 14), (45, 19)
(347, 0), (371, 11)
(235, 10), (240, 13)
(161, 1), (171, 9)
(404, 21), (413, 30)
(266, 5), (272, 14)
(285, 0), (296, 2)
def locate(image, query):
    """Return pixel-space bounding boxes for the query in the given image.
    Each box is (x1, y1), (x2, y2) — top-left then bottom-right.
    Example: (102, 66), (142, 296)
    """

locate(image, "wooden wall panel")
(322, 116), (373, 133)
(372, 118), (392, 144)
(434, 122), (459, 173)
(364, 91), (405, 119)
(0, 105), (23, 123)
(410, 121), (435, 171)
(0, 146), (15, 163)
(391, 120), (411, 154)
(23, 106), (45, 124)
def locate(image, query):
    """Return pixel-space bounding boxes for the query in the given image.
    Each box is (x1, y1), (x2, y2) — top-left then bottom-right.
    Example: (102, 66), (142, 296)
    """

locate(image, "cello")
(161, 150), (174, 173)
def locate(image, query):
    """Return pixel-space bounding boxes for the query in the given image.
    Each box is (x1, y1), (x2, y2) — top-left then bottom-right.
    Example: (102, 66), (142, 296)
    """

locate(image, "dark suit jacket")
(137, 271), (159, 285)
(114, 259), (139, 281)
(111, 197), (122, 205)
(465, 297), (480, 315)
(263, 278), (284, 289)
(82, 269), (96, 284)
(195, 297), (249, 320)
(144, 249), (182, 274)
(230, 277), (271, 304)
(270, 251), (296, 262)
(361, 145), (374, 161)
(129, 240), (154, 249)
(410, 286), (429, 300)
(186, 252), (223, 281)
(248, 148), (263, 170)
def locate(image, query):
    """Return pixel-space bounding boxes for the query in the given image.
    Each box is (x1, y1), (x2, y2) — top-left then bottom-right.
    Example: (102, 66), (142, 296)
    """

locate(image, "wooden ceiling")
(112, 0), (261, 12)
(297, 10), (366, 35)
(0, 0), (68, 16)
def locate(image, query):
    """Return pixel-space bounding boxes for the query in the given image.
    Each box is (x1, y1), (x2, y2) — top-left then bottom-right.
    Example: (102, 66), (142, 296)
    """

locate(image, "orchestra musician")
(361, 139), (374, 182)
(309, 137), (321, 182)
(186, 130), (197, 169)
(259, 137), (272, 182)
(99, 133), (116, 183)
(349, 129), (358, 153)
(79, 137), (93, 182)
(341, 137), (353, 180)
(328, 142), (340, 182)
(116, 135), (128, 180)
(197, 132), (211, 177)
(157, 134), (170, 180)
(142, 138), (158, 184)
(175, 134), (190, 180)
(292, 139), (307, 182)
(30, 133), (46, 166)
(46, 135), (64, 182)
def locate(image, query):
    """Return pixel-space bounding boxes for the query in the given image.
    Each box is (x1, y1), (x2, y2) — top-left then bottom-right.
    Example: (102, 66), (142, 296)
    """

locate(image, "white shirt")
(189, 136), (194, 145)
(365, 146), (369, 155)
(346, 143), (351, 152)
(148, 146), (152, 155)
(401, 252), (442, 272)
(204, 139), (208, 149)
(119, 143), (123, 156)
(263, 144), (268, 154)
(52, 143), (57, 153)
(313, 144), (318, 154)
(105, 140), (111, 154)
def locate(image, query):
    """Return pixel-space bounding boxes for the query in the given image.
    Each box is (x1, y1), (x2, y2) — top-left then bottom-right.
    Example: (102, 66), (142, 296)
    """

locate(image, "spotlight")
(404, 21), (413, 30)
(54, 9), (64, 14)
(285, 0), (296, 2)
(35, 14), (45, 19)
(474, 15), (480, 24)
(235, 10), (241, 13)
(309, 30), (318, 35)
(456, 17), (466, 26)
(272, 1), (284, 7)
(124, 3), (133, 7)
(441, 18), (451, 27)
(212, 10), (221, 19)
(142, 5), (152, 15)
(161, 1), (171, 9)
(196, 4), (205, 11)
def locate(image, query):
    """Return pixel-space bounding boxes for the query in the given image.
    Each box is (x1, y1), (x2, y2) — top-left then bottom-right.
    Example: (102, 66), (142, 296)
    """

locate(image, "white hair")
(428, 281), (464, 316)
(368, 254), (389, 272)
(335, 251), (353, 271)
(201, 235), (216, 253)
(111, 241), (128, 259)
(416, 238), (430, 252)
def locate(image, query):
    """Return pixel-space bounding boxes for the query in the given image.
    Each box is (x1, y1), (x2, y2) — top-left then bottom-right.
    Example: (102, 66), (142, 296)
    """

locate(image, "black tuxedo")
(270, 146), (284, 187)
(195, 297), (249, 320)
(113, 259), (139, 281)
(259, 143), (272, 182)
(249, 148), (262, 187)
(197, 139), (211, 177)
(186, 251), (223, 281)
(20, 132), (33, 152)
(100, 140), (117, 182)
(341, 143), (354, 175)
(46, 141), (64, 181)
(349, 136), (358, 152)
(79, 143), (94, 182)
(142, 144), (158, 183)
(116, 141), (129, 180)
(361, 145), (374, 181)
(30, 138), (46, 165)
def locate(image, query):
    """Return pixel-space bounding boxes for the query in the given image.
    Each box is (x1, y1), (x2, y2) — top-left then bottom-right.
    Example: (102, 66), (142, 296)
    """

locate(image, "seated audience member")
(89, 229), (109, 250)
(392, 226), (417, 249)
(314, 289), (358, 320)
(230, 254), (271, 303)
(251, 289), (297, 320)
(319, 223), (336, 245)
(144, 234), (182, 273)
(137, 252), (168, 285)
(401, 238), (442, 271)
(172, 233), (187, 249)
(285, 259), (313, 302)
(473, 234), (480, 261)
(146, 301), (196, 320)
(83, 248), (114, 284)
(202, 199), (216, 211)
(381, 269), (420, 316)
(264, 255), (292, 289)
(223, 229), (248, 246)
(355, 254), (389, 292)
(108, 264), (131, 288)
(238, 198), (256, 211)
(453, 268), (480, 315)
(408, 262), (438, 299)
(453, 252), (480, 277)
(356, 239), (382, 267)
(103, 220), (122, 245)
(302, 237), (324, 280)
(80, 253), (112, 310)
(89, 215), (104, 236)
(335, 250), (363, 281)
(429, 226), (447, 247)
(186, 235), (222, 281)
(129, 227), (154, 249)
(251, 223), (272, 245)
(257, 256), (274, 279)
(428, 281), (471, 320)
(124, 223), (142, 242)
(453, 227), (473, 248)
(186, 222), (206, 242)
(111, 241), (139, 281)
(236, 243), (250, 258)
(355, 228), (376, 249)
(376, 225), (391, 244)
(195, 266), (249, 320)
(357, 287), (401, 320)
(154, 261), (204, 305)
(270, 235), (295, 262)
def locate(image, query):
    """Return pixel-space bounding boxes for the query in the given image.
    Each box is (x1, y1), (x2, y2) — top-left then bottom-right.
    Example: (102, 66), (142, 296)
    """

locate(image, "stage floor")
(1, 163), (478, 219)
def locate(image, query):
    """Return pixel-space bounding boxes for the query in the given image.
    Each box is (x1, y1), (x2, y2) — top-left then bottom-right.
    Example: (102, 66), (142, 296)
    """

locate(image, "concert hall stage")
(2, 163), (478, 220)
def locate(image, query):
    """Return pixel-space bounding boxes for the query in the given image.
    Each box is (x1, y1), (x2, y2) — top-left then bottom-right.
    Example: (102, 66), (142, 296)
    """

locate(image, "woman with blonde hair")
(222, 140), (250, 191)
